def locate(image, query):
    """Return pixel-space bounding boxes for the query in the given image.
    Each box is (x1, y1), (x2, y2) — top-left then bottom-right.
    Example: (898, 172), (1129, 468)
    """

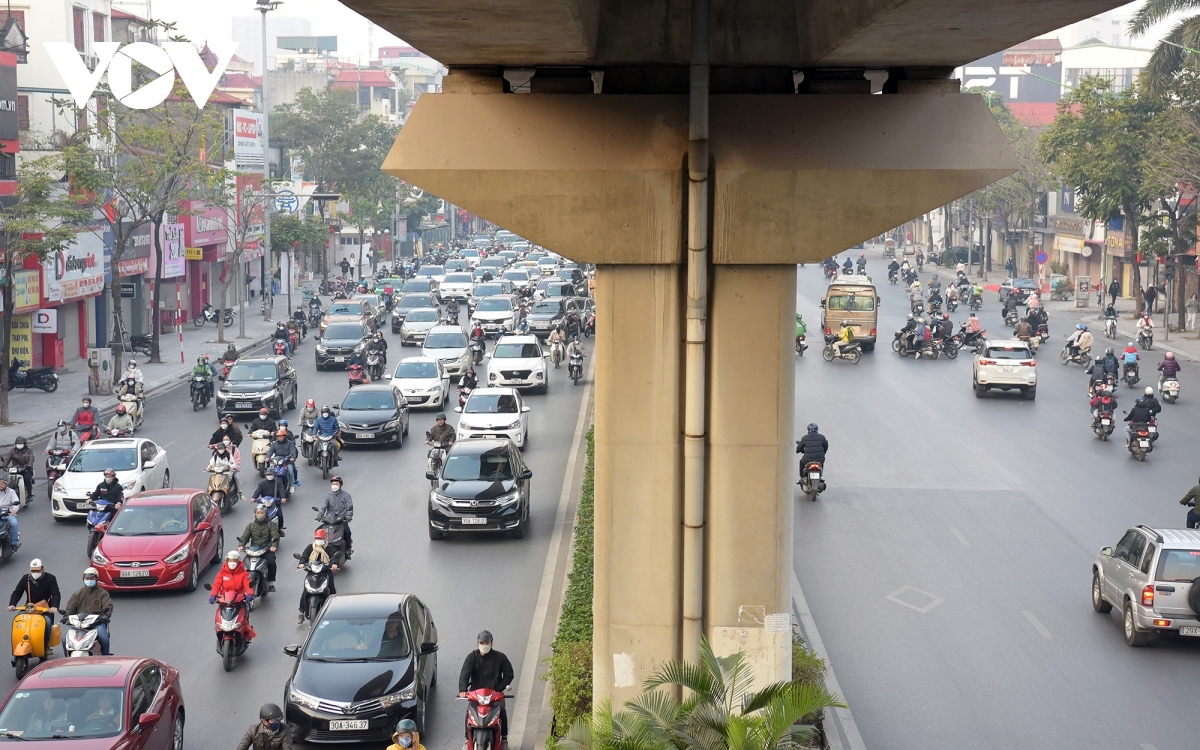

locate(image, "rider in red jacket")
(209, 551), (256, 637)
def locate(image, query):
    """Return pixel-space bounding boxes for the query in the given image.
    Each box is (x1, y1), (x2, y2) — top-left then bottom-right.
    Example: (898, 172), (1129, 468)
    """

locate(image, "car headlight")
(501, 420), (521, 430)
(458, 352), (470, 363)
(91, 548), (110, 566)
(316, 345), (328, 354)
(488, 372), (498, 381)
(431, 492), (452, 509)
(497, 490), (520, 507)
(121, 479), (136, 490)
(354, 343), (367, 354)
(378, 685), (416, 707)
(53, 481), (64, 494)
(385, 419), (399, 429)
(164, 542), (191, 564)
(427, 386), (442, 393)
(535, 372), (544, 380)
(289, 686), (322, 711)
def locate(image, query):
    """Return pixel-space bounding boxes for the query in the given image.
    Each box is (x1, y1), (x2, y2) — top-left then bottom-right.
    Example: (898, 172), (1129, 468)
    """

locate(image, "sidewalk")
(1044, 297), (1200, 364)
(0, 305), (280, 449)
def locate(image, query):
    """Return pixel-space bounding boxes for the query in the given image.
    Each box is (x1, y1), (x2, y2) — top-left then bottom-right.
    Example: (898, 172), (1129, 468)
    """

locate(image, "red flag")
(102, 199), (118, 223)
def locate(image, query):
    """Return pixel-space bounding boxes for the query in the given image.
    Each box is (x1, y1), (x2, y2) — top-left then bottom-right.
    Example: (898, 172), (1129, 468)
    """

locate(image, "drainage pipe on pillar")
(682, 0), (710, 663)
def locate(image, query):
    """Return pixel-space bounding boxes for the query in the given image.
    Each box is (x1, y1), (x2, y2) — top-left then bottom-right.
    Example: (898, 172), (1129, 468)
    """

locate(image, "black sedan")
(284, 593), (439, 743)
(427, 438), (532, 539)
(216, 356), (298, 419)
(334, 384), (410, 448)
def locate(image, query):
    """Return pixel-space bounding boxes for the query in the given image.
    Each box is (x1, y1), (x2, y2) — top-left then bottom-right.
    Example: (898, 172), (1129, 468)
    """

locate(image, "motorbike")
(10, 602), (60, 678)
(937, 336), (959, 359)
(308, 307), (323, 329)
(1036, 324), (1050, 346)
(315, 434), (338, 479)
(458, 386), (473, 409)
(460, 689), (508, 750)
(1128, 422), (1154, 461)
(968, 294), (982, 311)
(1092, 404), (1115, 440)
(44, 449), (72, 501)
(426, 431), (449, 479)
(1104, 315), (1118, 339)
(1003, 308), (1019, 327)
(470, 337), (486, 365)
(583, 312), (595, 337)
(1138, 328), (1154, 350)
(798, 460), (825, 501)
(102, 427), (131, 439)
(550, 341), (565, 369)
(928, 301), (943, 317)
(129, 333), (154, 357)
(946, 295), (958, 313)
(203, 584), (252, 672)
(194, 303), (235, 328)
(913, 338), (939, 360)
(888, 271), (898, 285)
(249, 429), (272, 477)
(6, 361), (59, 393)
(62, 613), (103, 658)
(205, 464), (239, 513)
(300, 419), (316, 460)
(822, 341), (864, 364)
(190, 376), (211, 411)
(1123, 362), (1140, 388)
(273, 340), (288, 357)
(1059, 343), (1090, 367)
(221, 358), (235, 379)
(83, 495), (118, 560)
(268, 455), (292, 497)
(5, 467), (27, 508)
(294, 552), (335, 624)
(366, 349), (385, 381)
(1147, 415), (1160, 443)
(311, 507), (349, 568)
(794, 335), (807, 357)
(117, 392), (142, 428)
(910, 299), (925, 315)
(348, 363), (370, 387)
(243, 547), (271, 610)
(0, 507), (13, 562)
(256, 494), (282, 526)
(824, 265), (836, 280)
(955, 325), (987, 355)
(1161, 378), (1180, 404)
(569, 350), (584, 384)
(287, 323), (302, 349)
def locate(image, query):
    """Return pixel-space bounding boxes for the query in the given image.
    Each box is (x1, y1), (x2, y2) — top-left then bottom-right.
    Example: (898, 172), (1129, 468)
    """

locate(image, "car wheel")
(162, 469), (171, 489)
(1124, 601), (1149, 646)
(211, 530), (225, 565)
(428, 525), (444, 541)
(171, 712), (185, 750)
(1024, 387), (1036, 400)
(394, 429), (404, 449)
(184, 557), (199, 593)
(1092, 572), (1112, 613)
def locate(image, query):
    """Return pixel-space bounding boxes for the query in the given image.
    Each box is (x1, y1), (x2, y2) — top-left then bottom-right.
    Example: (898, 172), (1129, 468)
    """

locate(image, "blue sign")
(1035, 251), (1048, 265)
(274, 189), (299, 214)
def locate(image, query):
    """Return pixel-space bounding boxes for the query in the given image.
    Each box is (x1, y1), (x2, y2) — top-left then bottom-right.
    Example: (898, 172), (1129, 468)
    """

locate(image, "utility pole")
(257, 0), (281, 320)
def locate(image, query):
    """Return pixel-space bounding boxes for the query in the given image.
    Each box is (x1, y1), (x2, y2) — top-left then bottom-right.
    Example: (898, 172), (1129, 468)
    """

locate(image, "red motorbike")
(460, 688), (506, 750)
(348, 363), (370, 386)
(203, 584), (254, 672)
(288, 327), (301, 350)
(222, 358), (235, 378)
(273, 340), (288, 356)
(45, 448), (73, 501)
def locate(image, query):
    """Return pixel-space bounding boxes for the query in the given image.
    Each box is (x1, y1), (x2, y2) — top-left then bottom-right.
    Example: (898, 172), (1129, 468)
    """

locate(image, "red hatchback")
(0, 657), (185, 748)
(90, 490), (224, 592)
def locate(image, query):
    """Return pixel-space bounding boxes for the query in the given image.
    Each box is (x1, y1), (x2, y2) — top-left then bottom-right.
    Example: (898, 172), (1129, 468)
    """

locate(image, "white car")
(487, 334), (549, 394)
(422, 325), (471, 379)
(501, 269), (536, 295)
(537, 256), (561, 276)
(388, 356), (450, 409)
(51, 438), (171, 519)
(416, 265), (446, 285)
(455, 387), (530, 448)
(460, 249), (482, 268)
(441, 272), (475, 301)
(972, 339), (1037, 400)
(471, 296), (519, 336)
(399, 307), (443, 346)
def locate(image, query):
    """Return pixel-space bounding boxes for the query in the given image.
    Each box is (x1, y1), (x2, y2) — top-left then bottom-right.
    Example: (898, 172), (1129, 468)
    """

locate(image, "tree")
(1129, 0), (1200, 90)
(205, 175), (268, 344)
(1041, 76), (1168, 314)
(0, 154), (89, 424)
(271, 212), (327, 267)
(341, 115), (401, 273)
(272, 88), (360, 191)
(556, 639), (844, 750)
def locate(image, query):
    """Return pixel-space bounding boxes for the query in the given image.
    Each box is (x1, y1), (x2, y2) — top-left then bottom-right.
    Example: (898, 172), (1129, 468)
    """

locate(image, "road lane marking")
(1022, 610), (1053, 639)
(884, 585), (945, 614)
(1141, 745), (1158, 750)
(508, 359), (594, 750)
(949, 527), (970, 546)
(791, 570), (868, 750)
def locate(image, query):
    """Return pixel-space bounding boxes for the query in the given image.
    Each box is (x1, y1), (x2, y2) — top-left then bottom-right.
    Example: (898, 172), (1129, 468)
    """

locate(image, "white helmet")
(225, 550), (241, 562)
(127, 361), (137, 369)
(1145, 387), (1154, 396)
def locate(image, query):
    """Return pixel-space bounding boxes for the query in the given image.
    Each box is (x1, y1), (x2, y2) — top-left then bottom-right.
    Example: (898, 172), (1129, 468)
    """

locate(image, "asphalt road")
(0, 315), (592, 749)
(794, 251), (1200, 750)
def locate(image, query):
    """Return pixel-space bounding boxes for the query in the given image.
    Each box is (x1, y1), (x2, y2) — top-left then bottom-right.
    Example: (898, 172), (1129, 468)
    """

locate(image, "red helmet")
(115, 404), (127, 414)
(305, 399), (315, 409)
(313, 529), (328, 540)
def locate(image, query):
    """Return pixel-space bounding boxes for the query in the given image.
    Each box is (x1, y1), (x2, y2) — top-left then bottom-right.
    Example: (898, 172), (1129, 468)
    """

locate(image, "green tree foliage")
(0, 155), (89, 422)
(1129, 0), (1200, 90)
(272, 87), (359, 190)
(271, 212), (328, 259)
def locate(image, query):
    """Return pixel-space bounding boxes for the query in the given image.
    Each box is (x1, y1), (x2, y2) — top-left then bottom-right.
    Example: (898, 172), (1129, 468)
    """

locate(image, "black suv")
(316, 321), (372, 370)
(334, 384), (410, 448)
(526, 297), (584, 338)
(427, 438), (532, 539)
(216, 356), (298, 419)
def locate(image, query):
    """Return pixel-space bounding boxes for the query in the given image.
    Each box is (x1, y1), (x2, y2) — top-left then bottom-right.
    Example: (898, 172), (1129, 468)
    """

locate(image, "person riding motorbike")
(249, 408), (277, 436)
(935, 313), (954, 343)
(1086, 357), (1109, 395)
(222, 343), (240, 365)
(795, 423), (829, 484)
(1002, 294), (1020, 321)
(928, 274), (942, 294)
(68, 397), (100, 440)
(386, 718), (425, 750)
(1026, 305), (1048, 331)
(1137, 311), (1155, 340)
(105, 405), (135, 435)
(300, 399), (319, 425)
(208, 440), (242, 503)
(189, 356), (214, 399)
(915, 249), (925, 270)
(235, 704), (292, 750)
(1158, 351), (1181, 390)
(446, 298), (461, 322)
(1089, 384), (1117, 421)
(1122, 342), (1140, 380)
(267, 428), (298, 500)
(209, 416), (243, 449)
(367, 331), (388, 366)
(1102, 347), (1121, 377)
(316, 477), (353, 560)
(45, 421), (81, 456)
(460, 368), (479, 391)
(208, 551), (255, 638)
(63, 568), (112, 655)
(0, 478), (19, 550)
(1065, 324), (1092, 359)
(831, 320), (856, 357)
(313, 406), (342, 461)
(272, 322), (292, 357)
(1181, 479), (1200, 529)
(124, 360), (144, 384)
(964, 312), (981, 335)
(296, 529), (337, 624)
(237, 506), (279, 594)
(887, 259), (900, 281)
(347, 347), (368, 372)
(1136, 386), (1162, 418)
(1013, 317), (1033, 340)
(116, 375), (143, 419)
(458, 630), (515, 747)
(855, 254), (867, 273)
(7, 559), (61, 654)
(842, 257), (853, 274)
(429, 413), (456, 449)
(4, 436), (35, 500)
(1124, 400), (1155, 446)
(291, 306), (308, 338)
(898, 314), (918, 353)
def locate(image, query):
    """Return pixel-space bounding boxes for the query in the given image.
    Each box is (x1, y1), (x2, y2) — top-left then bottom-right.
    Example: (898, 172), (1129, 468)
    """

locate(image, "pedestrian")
(1144, 284), (1158, 315)
(340, 258), (351, 278)
(1108, 278), (1120, 306)
(1096, 277), (1105, 306)
(1187, 293), (1198, 331)
(1005, 257), (1014, 276)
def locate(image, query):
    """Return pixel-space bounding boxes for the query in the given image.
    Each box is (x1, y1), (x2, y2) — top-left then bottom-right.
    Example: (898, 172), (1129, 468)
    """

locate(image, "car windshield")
(481, 259), (504, 268)
(539, 259), (558, 267)
(462, 250), (480, 258)
(503, 271), (529, 281)
(465, 393), (519, 414)
(395, 361), (439, 379)
(826, 294), (875, 312)
(425, 332), (468, 349)
(226, 362), (276, 381)
(1012, 279), (1038, 289)
(532, 301), (563, 314)
(398, 295), (433, 308)
(404, 281), (433, 292)
(405, 309), (438, 323)
(494, 343), (541, 359)
(546, 286), (571, 297)
(323, 324), (365, 340)
(473, 285), (502, 297)
(442, 451), (515, 481)
(445, 274), (473, 284)
(417, 266), (444, 277)
(342, 391), (396, 410)
(476, 299), (512, 313)
(108, 504), (189, 536)
(984, 347), (1031, 360)
(1156, 549), (1200, 582)
(327, 302), (363, 316)
(557, 270), (578, 281)
(303, 615), (411, 661)
(0, 687), (125, 739)
(70, 448), (138, 473)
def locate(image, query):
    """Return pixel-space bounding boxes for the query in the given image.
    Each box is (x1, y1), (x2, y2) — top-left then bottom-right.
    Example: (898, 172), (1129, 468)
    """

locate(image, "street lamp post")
(257, 0), (281, 321)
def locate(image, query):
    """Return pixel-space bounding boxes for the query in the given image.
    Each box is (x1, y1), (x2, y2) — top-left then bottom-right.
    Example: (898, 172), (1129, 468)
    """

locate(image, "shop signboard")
(183, 203), (229, 247)
(185, 247), (203, 260)
(161, 223), (186, 278)
(11, 270), (39, 314)
(44, 233), (105, 303)
(1054, 235), (1085, 255)
(232, 109), (264, 170)
(9, 314), (31, 366)
(32, 309), (57, 334)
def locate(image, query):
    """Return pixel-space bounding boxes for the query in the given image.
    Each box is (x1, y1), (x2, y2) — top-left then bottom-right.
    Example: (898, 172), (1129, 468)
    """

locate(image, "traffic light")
(1165, 263), (1176, 281)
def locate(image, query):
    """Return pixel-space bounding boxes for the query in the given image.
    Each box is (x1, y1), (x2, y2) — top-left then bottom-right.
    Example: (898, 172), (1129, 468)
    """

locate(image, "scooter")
(0, 508), (13, 562)
(798, 460), (825, 501)
(205, 465), (239, 513)
(6, 467), (27, 508)
(822, 341), (863, 364)
(1004, 308), (1019, 326)
(470, 337), (486, 365)
(1127, 422), (1154, 461)
(315, 434), (338, 479)
(311, 507), (349, 568)
(190, 376), (211, 411)
(221, 358), (235, 379)
(1060, 343), (1090, 367)
(366, 349), (385, 381)
(458, 386), (473, 409)
(194, 303), (235, 328)
(550, 341), (565, 369)
(294, 552), (335, 624)
(460, 689), (508, 750)
(243, 547), (272, 610)
(1092, 407), (1115, 441)
(10, 602), (60, 678)
(1138, 329), (1154, 350)
(1161, 378), (1181, 404)
(426, 432), (449, 478)
(794, 335), (807, 357)
(273, 340), (288, 357)
(1104, 315), (1118, 339)
(45, 449), (72, 501)
(583, 312), (595, 337)
(62, 613), (103, 658)
(203, 584), (253, 672)
(83, 495), (118, 560)
(268, 456), (292, 497)
(569, 351), (584, 384)
(969, 295), (983, 311)
(249, 429), (272, 477)
(6, 363), (59, 393)
(348, 363), (370, 386)
(117, 392), (142, 428)
(1123, 362), (1140, 388)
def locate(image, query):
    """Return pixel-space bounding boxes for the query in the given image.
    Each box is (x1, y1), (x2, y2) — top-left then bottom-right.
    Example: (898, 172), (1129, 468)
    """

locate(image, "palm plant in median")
(1130, 0), (1200, 89)
(556, 639), (844, 750)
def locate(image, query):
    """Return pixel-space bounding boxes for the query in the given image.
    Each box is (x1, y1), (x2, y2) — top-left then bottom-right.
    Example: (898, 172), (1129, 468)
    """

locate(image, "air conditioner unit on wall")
(82, 53), (99, 71)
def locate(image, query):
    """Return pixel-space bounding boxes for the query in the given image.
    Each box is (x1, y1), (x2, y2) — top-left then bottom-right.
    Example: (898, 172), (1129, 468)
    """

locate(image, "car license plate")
(119, 570), (150, 578)
(329, 720), (368, 731)
(1101, 419), (1110, 425)
(333, 356), (345, 363)
(235, 402), (252, 409)
(1139, 440), (1150, 447)
(460, 517), (487, 525)
(355, 433), (375, 439)
(1001, 365), (1015, 373)
(1180, 626), (1200, 636)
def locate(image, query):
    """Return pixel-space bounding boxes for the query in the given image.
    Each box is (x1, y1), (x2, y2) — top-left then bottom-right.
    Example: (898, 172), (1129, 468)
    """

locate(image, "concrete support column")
(706, 265), (796, 686)
(592, 264), (683, 706)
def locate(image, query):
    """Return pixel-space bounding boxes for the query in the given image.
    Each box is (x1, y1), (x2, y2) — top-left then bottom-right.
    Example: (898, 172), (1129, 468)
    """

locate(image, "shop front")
(115, 224), (154, 336)
(43, 231), (105, 365)
(181, 202), (229, 318)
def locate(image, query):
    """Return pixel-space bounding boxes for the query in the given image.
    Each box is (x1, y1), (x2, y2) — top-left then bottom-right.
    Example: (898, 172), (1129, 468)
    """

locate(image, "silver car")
(1092, 526), (1200, 646)
(421, 325), (471, 379)
(399, 307), (442, 346)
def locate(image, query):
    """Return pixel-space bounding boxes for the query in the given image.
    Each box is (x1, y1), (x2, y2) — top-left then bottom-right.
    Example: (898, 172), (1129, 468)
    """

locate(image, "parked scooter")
(203, 583), (252, 672)
(10, 602), (60, 678)
(6, 360), (59, 393)
(294, 552), (335, 624)
(194, 303), (235, 328)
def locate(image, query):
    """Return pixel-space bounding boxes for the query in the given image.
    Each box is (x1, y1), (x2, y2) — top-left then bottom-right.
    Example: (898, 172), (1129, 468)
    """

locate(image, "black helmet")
(806, 423), (818, 434)
(330, 475), (343, 486)
(259, 703), (284, 722)
(395, 718), (417, 733)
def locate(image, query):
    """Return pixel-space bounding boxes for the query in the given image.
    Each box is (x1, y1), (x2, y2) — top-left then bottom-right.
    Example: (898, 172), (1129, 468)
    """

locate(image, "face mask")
(228, 561), (238, 570)
(330, 484), (339, 493)
(223, 441), (232, 449)
(15, 443), (24, 450)
(105, 477), (115, 485)
(478, 644), (491, 655)
(313, 539), (325, 548)
(84, 579), (96, 588)
(30, 572), (42, 580)
(255, 514), (267, 522)
(267, 721), (282, 732)
(399, 737), (414, 748)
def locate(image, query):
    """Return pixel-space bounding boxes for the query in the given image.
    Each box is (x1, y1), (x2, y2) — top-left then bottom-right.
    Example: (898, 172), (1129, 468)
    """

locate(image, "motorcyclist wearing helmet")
(842, 257), (853, 274)
(461, 367), (479, 391)
(297, 528), (338, 623)
(208, 439), (243, 502)
(368, 330), (388, 366)
(1158, 351), (1181, 390)
(45, 420), (81, 456)
(313, 405), (342, 459)
(69, 397), (100, 441)
(209, 551), (255, 636)
(125, 360), (144, 384)
(795, 423), (829, 478)
(1065, 324), (1092, 359)
(316, 476), (353, 560)
(291, 306), (308, 338)
(855, 254), (867, 272)
(1136, 310), (1155, 337)
(190, 356), (214, 398)
(209, 416), (243, 449)
(237, 505), (279, 593)
(0, 477), (19, 550)
(249, 407), (277, 436)
(1121, 341), (1140, 379)
(387, 718), (426, 750)
(236, 703), (291, 750)
(1026, 305), (1048, 331)
(1180, 478), (1200, 529)
(272, 322), (292, 357)
(1086, 357), (1110, 396)
(300, 398), (319, 424)
(566, 335), (585, 361)
(458, 630), (514, 745)
(1136, 386), (1162, 418)
(4, 436), (34, 500)
(832, 320), (856, 357)
(1002, 292), (1020, 320)
(105, 405), (135, 435)
(88, 468), (124, 515)
(887, 259), (900, 281)
(8, 558), (61, 653)
(1102, 347), (1121, 377)
(267, 428), (299, 499)
(63, 568), (112, 655)
(1124, 399), (1156, 446)
(429, 413), (456, 447)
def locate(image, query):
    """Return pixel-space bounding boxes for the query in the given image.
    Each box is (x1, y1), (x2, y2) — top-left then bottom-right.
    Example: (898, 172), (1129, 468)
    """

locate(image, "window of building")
(93, 13), (106, 43)
(73, 7), (86, 52)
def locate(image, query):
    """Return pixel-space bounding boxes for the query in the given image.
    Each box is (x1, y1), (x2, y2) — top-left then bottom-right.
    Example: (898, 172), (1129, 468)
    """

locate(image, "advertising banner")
(183, 202), (229, 247)
(11, 269), (38, 313)
(233, 109), (264, 170)
(32, 309), (57, 334)
(44, 233), (105, 303)
(161, 223), (186, 278)
(185, 247), (203, 260)
(10, 314), (31, 367)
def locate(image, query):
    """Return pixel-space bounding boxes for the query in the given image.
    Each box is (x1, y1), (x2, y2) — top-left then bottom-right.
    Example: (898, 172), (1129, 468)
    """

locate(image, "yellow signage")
(10, 314), (32, 367)
(185, 246), (203, 260)
(11, 271), (39, 313)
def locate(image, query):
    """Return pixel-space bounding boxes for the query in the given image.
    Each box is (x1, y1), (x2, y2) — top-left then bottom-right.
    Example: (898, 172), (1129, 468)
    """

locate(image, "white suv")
(972, 339), (1036, 400)
(440, 272), (475, 301)
(487, 334), (549, 394)
(455, 387), (530, 448)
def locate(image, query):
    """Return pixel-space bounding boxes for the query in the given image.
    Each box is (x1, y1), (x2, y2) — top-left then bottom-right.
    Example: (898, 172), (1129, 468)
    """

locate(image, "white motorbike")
(1161, 379), (1180, 404)
(249, 429), (272, 477)
(118, 392), (142, 428)
(63, 613), (103, 658)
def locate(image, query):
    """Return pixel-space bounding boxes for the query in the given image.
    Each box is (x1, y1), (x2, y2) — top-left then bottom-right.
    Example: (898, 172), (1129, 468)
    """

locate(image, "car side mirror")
(420, 641), (439, 655)
(137, 712), (161, 727)
(143, 460), (156, 470)
(819, 298), (826, 309)
(283, 644), (300, 657)
(195, 521), (211, 532)
(521, 405), (530, 413)
(1101, 546), (1113, 556)
(425, 471), (437, 481)
(332, 404), (340, 410)
(520, 468), (533, 480)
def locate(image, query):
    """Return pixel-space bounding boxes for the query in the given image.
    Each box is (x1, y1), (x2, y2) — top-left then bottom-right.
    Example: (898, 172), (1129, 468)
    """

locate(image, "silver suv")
(1092, 526), (1200, 646)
